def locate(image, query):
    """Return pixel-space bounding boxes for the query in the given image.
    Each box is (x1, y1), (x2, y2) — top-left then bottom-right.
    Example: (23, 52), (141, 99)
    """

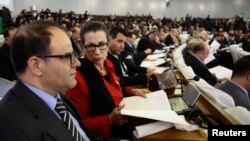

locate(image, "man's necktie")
(55, 98), (85, 141)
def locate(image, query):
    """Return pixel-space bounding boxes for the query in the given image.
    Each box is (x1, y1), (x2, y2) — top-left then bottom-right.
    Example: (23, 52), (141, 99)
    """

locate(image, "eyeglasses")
(37, 53), (76, 64)
(84, 42), (108, 52)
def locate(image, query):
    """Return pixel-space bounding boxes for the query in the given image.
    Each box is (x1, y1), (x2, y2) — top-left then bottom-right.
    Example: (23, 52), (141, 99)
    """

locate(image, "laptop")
(168, 83), (200, 114)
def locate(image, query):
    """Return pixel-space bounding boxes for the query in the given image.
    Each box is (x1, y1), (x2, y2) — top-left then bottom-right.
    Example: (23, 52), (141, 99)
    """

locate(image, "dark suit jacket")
(122, 42), (145, 65)
(108, 53), (147, 87)
(215, 81), (250, 111)
(183, 52), (217, 86)
(0, 44), (16, 81)
(164, 34), (174, 46)
(136, 35), (162, 63)
(70, 37), (82, 58)
(0, 80), (99, 141)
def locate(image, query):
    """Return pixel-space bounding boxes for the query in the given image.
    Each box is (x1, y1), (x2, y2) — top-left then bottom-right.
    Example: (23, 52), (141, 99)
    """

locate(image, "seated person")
(0, 26), (17, 81)
(183, 37), (218, 86)
(108, 27), (154, 87)
(70, 26), (84, 58)
(136, 28), (162, 64)
(0, 21), (103, 141)
(66, 21), (149, 140)
(121, 31), (145, 66)
(215, 55), (250, 111)
(164, 28), (181, 46)
(242, 32), (250, 52)
(208, 31), (234, 69)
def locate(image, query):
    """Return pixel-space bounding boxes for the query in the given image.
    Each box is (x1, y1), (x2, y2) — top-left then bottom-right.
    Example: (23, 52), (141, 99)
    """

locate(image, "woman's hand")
(108, 105), (128, 125)
(131, 88), (151, 98)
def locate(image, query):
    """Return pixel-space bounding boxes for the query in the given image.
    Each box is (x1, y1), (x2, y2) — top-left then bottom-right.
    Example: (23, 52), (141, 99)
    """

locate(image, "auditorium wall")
(10, 0), (250, 19)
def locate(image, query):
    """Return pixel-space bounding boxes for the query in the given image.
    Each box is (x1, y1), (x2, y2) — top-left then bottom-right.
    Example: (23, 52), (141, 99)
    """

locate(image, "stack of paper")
(133, 121), (174, 138)
(153, 67), (169, 74)
(153, 49), (165, 54)
(209, 65), (232, 79)
(146, 53), (165, 60)
(140, 58), (166, 68)
(120, 90), (188, 125)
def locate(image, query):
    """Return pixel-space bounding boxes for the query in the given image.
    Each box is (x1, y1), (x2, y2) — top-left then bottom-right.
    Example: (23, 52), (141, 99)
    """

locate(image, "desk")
(196, 92), (238, 125)
(133, 127), (206, 141)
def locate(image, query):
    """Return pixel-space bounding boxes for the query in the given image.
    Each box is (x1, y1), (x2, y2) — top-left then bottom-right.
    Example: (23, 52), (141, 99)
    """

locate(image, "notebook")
(168, 83), (200, 114)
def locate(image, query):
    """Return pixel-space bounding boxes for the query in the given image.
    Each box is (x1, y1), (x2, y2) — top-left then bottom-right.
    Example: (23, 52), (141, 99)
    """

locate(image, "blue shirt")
(22, 81), (90, 141)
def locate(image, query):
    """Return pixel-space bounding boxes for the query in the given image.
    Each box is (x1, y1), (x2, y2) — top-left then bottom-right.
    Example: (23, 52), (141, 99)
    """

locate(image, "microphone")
(177, 76), (200, 84)
(187, 76), (200, 81)
(176, 76), (200, 93)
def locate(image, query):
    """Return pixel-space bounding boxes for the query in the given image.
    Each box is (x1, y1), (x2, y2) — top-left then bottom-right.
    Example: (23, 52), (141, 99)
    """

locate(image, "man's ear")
(27, 56), (44, 76)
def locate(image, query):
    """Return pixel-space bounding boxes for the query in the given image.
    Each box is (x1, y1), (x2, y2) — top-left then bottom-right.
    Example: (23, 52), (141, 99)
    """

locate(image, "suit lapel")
(13, 81), (75, 141)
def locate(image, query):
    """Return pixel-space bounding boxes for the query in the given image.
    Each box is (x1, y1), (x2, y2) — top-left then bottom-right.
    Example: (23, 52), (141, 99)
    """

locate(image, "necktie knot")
(55, 98), (67, 114)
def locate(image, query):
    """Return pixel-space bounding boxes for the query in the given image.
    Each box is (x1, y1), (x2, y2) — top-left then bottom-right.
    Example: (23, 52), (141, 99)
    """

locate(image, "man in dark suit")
(164, 28), (180, 46)
(136, 28), (161, 64)
(0, 26), (17, 81)
(0, 21), (114, 141)
(70, 26), (83, 58)
(107, 27), (154, 87)
(183, 37), (218, 86)
(121, 32), (146, 66)
(215, 55), (250, 111)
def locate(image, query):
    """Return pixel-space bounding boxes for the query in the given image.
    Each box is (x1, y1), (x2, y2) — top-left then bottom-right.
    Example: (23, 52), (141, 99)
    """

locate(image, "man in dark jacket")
(0, 26), (17, 81)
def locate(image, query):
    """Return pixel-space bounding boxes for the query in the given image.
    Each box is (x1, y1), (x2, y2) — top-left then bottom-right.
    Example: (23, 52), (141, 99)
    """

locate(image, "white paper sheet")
(133, 121), (174, 138)
(133, 116), (198, 139)
(146, 53), (165, 60)
(120, 90), (188, 125)
(209, 65), (232, 79)
(153, 49), (166, 54)
(210, 40), (221, 54)
(204, 53), (216, 64)
(153, 67), (169, 74)
(140, 58), (166, 68)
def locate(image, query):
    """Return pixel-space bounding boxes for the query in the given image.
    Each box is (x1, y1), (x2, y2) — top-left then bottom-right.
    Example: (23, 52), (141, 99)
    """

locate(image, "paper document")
(153, 49), (165, 54)
(153, 67), (169, 74)
(140, 58), (166, 68)
(120, 90), (188, 125)
(133, 121), (174, 138)
(204, 53), (216, 64)
(210, 40), (220, 54)
(163, 46), (171, 50)
(209, 65), (232, 79)
(147, 53), (165, 60)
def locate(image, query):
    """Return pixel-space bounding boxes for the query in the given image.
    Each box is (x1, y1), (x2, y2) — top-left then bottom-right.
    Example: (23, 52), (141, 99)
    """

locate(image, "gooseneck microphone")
(187, 76), (200, 81)
(177, 76), (200, 93)
(177, 76), (200, 84)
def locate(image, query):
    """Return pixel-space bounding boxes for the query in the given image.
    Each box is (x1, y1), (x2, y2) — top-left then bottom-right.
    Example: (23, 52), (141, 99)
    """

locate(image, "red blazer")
(66, 59), (132, 137)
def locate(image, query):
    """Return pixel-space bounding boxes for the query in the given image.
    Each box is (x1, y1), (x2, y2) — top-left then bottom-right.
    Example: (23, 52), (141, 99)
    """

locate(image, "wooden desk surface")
(133, 127), (207, 141)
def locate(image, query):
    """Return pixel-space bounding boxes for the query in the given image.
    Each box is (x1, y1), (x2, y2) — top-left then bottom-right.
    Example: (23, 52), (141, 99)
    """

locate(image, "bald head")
(186, 37), (210, 61)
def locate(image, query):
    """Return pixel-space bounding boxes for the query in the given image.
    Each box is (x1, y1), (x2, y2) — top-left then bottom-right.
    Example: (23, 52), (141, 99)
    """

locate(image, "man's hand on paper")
(144, 48), (152, 55)
(109, 105), (128, 125)
(131, 88), (151, 98)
